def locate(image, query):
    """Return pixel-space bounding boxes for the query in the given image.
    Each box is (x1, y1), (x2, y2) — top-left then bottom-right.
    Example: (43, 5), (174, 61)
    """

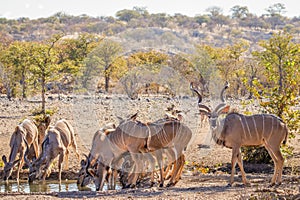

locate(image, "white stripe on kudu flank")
(262, 114), (265, 136)
(252, 116), (259, 139)
(268, 117), (274, 141)
(239, 115), (247, 138)
(244, 115), (251, 137)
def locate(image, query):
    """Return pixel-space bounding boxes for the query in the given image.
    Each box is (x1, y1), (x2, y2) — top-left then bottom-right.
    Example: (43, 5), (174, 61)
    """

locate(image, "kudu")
(25, 119), (80, 183)
(2, 119), (39, 182)
(86, 113), (192, 191)
(36, 115), (51, 149)
(77, 123), (116, 188)
(190, 82), (288, 186)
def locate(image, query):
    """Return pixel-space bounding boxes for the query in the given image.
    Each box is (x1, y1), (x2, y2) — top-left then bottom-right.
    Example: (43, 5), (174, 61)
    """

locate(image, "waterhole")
(0, 180), (120, 193)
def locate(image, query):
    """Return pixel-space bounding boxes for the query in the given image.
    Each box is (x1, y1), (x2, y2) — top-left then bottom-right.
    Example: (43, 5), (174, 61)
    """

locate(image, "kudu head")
(116, 112), (138, 125)
(36, 115), (51, 144)
(2, 156), (19, 181)
(24, 135), (49, 182)
(77, 154), (94, 187)
(87, 159), (109, 191)
(2, 125), (27, 180)
(190, 82), (230, 130)
(87, 134), (113, 191)
(78, 124), (116, 188)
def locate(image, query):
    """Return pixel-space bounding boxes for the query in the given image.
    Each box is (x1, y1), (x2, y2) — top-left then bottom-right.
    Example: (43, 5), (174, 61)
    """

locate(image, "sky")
(0, 0), (299, 19)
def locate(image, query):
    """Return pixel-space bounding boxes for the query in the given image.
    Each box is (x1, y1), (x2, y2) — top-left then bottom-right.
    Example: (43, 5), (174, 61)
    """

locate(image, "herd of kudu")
(1, 82), (288, 191)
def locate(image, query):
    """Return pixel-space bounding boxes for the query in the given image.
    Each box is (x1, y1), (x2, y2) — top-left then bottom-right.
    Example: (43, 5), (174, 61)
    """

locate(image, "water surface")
(0, 180), (96, 193)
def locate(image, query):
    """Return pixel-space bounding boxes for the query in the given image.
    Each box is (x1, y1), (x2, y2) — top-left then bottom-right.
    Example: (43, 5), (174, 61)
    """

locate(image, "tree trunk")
(105, 74), (110, 93)
(41, 71), (46, 116)
(278, 58), (283, 94)
(21, 70), (26, 99)
(5, 83), (12, 100)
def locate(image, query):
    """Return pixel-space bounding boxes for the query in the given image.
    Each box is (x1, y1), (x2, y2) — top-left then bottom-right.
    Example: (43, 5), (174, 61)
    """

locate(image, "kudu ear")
(220, 105), (230, 114)
(80, 159), (86, 167)
(2, 155), (7, 164)
(15, 125), (20, 132)
(87, 168), (96, 177)
(116, 116), (124, 124)
(129, 112), (138, 121)
(104, 129), (115, 135)
(199, 110), (211, 117)
(44, 115), (51, 128)
(199, 105), (211, 114)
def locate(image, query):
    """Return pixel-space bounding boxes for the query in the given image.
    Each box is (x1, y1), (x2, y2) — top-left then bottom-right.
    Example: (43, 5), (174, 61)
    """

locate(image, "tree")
(30, 34), (63, 115)
(116, 9), (141, 22)
(189, 45), (214, 93)
(205, 6), (230, 28)
(0, 41), (34, 99)
(88, 39), (123, 92)
(58, 33), (102, 91)
(194, 14), (210, 26)
(266, 3), (286, 17)
(230, 5), (249, 19)
(205, 6), (223, 18)
(252, 32), (300, 133)
(120, 50), (169, 98)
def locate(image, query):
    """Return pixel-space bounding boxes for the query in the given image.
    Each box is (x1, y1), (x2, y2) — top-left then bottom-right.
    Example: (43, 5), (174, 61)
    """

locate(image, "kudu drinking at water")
(2, 119), (39, 182)
(85, 113), (192, 191)
(25, 119), (80, 183)
(190, 82), (288, 186)
(77, 123), (116, 188)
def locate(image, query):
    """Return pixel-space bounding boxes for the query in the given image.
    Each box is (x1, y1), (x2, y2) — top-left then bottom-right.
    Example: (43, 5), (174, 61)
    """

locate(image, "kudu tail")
(282, 124), (289, 145)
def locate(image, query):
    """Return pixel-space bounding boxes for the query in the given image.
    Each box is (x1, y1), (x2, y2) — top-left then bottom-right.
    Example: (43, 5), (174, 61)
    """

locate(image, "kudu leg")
(164, 149), (176, 180)
(273, 148), (284, 184)
(147, 153), (157, 187)
(126, 153), (142, 188)
(71, 140), (80, 161)
(264, 142), (284, 185)
(110, 169), (118, 190)
(164, 164), (173, 180)
(167, 153), (185, 187)
(64, 149), (69, 171)
(16, 150), (26, 183)
(229, 147), (239, 186)
(33, 141), (40, 159)
(154, 151), (164, 187)
(236, 150), (249, 186)
(16, 159), (24, 183)
(42, 160), (52, 182)
(58, 151), (65, 184)
(174, 154), (185, 183)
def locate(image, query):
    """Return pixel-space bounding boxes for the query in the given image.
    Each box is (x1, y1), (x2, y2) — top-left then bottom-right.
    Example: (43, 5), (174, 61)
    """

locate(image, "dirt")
(0, 94), (299, 200)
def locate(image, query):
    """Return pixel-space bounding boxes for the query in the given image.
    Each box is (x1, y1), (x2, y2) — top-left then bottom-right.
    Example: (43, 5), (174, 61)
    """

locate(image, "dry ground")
(0, 94), (299, 199)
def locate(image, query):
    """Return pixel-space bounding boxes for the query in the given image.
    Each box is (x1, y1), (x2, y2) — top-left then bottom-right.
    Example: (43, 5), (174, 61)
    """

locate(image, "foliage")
(196, 40), (249, 97)
(32, 108), (57, 123)
(266, 3), (286, 17)
(242, 146), (272, 164)
(243, 32), (300, 164)
(81, 38), (123, 92)
(230, 5), (249, 19)
(0, 41), (35, 99)
(251, 32), (300, 134)
(119, 50), (170, 98)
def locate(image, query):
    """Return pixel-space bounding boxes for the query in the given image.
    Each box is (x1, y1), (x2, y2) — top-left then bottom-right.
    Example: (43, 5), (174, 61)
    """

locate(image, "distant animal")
(2, 119), (39, 182)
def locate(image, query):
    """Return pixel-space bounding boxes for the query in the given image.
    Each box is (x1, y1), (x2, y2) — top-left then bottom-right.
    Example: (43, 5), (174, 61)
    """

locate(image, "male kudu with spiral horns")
(190, 82), (288, 186)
